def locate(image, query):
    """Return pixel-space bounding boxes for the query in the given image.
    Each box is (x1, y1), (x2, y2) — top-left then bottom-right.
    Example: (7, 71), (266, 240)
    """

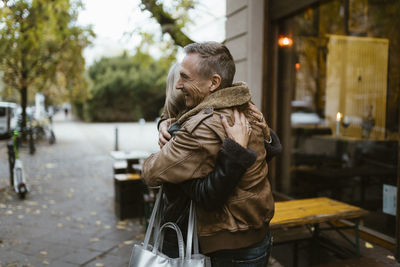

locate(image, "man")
(142, 42), (274, 266)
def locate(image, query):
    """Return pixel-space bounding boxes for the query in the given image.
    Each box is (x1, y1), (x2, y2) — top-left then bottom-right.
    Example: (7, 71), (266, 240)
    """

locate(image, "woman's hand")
(220, 109), (252, 148)
(248, 102), (271, 142)
(158, 118), (176, 148)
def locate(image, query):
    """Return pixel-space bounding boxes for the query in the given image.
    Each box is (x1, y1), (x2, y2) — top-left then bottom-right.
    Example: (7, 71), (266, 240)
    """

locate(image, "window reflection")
(277, 0), (399, 237)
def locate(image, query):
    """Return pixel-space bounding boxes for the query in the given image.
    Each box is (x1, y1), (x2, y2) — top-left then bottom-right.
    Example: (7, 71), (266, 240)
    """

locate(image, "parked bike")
(31, 116), (56, 145)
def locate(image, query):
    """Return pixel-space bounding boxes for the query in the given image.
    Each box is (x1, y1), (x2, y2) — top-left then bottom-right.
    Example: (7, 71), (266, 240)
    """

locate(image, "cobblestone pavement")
(0, 113), (159, 266)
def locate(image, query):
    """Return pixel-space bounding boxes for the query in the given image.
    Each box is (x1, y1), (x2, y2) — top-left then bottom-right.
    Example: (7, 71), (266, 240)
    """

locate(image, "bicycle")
(31, 115), (56, 145)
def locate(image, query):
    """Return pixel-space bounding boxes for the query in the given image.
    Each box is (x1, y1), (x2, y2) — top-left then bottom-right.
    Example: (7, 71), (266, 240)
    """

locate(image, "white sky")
(77, 0), (226, 66)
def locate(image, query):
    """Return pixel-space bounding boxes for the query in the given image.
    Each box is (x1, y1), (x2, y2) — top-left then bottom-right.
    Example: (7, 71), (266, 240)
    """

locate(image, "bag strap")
(143, 186), (162, 249)
(185, 200), (200, 259)
(153, 222), (185, 259)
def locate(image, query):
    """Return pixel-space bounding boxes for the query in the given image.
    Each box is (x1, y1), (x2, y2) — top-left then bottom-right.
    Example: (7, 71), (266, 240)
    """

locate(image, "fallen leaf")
(95, 263), (104, 267)
(90, 238), (100, 242)
(0, 203), (6, 208)
(42, 260), (50, 265)
(79, 224), (85, 229)
(365, 242), (374, 248)
(96, 220), (101, 226)
(18, 215), (24, 219)
(104, 225), (111, 229)
(49, 200), (55, 204)
(57, 223), (63, 228)
(40, 251), (48, 256)
(124, 240), (134, 245)
(45, 163), (56, 169)
(90, 211), (97, 216)
(6, 210), (13, 215)
(135, 234), (145, 240)
(387, 255), (395, 260)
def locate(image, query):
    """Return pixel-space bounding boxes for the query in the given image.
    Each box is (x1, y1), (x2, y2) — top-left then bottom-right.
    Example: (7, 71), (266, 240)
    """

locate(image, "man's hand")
(248, 102), (271, 142)
(221, 109), (251, 148)
(158, 118), (176, 148)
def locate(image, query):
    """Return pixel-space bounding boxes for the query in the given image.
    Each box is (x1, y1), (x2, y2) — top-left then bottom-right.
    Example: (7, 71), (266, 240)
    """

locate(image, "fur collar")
(177, 82), (251, 124)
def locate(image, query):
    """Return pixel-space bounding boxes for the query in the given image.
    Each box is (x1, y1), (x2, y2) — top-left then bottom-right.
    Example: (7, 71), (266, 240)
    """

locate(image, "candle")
(336, 112), (342, 136)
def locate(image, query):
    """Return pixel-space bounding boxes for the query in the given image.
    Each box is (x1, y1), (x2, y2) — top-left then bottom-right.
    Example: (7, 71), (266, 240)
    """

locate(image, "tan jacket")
(143, 82), (274, 252)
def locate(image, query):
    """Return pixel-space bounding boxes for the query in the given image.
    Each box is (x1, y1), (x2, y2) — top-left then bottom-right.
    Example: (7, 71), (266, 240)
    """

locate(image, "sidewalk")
(1, 113), (399, 266)
(0, 114), (146, 266)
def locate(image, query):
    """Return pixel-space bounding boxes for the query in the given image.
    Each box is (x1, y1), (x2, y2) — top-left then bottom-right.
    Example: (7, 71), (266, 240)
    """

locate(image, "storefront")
(226, 0), (400, 258)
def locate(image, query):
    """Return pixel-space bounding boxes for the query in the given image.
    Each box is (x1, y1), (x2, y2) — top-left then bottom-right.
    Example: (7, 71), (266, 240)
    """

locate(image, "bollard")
(29, 127), (35, 155)
(115, 126), (119, 151)
(7, 141), (15, 187)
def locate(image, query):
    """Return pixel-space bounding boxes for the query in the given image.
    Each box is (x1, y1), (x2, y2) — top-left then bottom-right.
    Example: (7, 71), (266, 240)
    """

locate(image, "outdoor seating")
(110, 150), (151, 220)
(270, 197), (368, 265)
(113, 160), (127, 174)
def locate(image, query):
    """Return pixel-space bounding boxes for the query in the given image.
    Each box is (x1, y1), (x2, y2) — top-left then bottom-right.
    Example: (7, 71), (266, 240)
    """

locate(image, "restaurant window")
(275, 0), (399, 238)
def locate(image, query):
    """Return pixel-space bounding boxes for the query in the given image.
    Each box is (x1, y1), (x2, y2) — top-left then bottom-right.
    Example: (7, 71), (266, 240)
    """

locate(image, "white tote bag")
(129, 186), (211, 267)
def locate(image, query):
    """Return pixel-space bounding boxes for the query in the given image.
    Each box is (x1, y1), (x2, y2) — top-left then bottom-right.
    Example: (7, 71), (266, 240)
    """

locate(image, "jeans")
(208, 232), (273, 267)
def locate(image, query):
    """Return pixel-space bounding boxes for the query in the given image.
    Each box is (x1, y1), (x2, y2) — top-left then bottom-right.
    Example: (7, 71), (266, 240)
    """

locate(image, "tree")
(85, 50), (172, 122)
(139, 0), (195, 47)
(0, 0), (93, 131)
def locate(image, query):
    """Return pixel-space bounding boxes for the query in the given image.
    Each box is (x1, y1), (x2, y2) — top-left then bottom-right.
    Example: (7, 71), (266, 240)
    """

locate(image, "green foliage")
(84, 51), (172, 122)
(139, 0), (196, 47)
(0, 0), (93, 127)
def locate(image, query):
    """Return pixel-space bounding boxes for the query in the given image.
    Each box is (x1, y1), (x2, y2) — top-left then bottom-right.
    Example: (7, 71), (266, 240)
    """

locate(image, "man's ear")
(209, 74), (222, 92)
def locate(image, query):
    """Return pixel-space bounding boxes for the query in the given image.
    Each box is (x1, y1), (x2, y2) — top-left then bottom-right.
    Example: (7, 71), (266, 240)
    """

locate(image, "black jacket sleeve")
(179, 138), (257, 211)
(265, 129), (282, 162)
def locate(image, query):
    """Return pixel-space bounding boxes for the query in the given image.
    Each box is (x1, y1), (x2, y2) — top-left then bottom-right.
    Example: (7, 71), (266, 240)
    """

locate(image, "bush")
(83, 51), (170, 122)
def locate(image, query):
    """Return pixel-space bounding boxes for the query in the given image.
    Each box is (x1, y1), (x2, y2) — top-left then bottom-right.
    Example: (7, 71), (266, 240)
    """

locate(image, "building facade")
(226, 0), (400, 256)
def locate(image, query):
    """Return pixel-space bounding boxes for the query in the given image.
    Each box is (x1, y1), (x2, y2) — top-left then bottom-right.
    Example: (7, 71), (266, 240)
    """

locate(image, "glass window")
(275, 0), (399, 238)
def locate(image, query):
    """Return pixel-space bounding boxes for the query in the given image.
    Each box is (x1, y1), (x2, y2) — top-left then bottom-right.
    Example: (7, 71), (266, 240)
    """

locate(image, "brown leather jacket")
(143, 82), (275, 253)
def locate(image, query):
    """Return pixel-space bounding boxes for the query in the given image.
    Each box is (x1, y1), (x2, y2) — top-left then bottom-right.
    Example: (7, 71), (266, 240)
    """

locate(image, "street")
(0, 113), (159, 266)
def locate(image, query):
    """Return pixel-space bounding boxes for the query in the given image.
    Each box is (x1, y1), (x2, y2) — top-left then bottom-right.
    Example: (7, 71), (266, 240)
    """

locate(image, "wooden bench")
(113, 161), (128, 174)
(110, 150), (150, 173)
(270, 198), (369, 265)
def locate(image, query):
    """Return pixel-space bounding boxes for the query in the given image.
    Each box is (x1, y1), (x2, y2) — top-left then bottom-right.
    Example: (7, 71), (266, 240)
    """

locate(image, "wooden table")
(270, 197), (369, 259)
(110, 150), (150, 173)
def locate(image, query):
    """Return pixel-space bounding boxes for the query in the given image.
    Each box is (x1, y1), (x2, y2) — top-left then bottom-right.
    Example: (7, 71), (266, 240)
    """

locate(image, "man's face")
(176, 54), (212, 108)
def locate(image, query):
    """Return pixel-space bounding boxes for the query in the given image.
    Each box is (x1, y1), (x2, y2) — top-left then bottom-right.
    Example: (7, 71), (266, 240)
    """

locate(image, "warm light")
(278, 36), (293, 47)
(336, 112), (342, 122)
(295, 63), (301, 71)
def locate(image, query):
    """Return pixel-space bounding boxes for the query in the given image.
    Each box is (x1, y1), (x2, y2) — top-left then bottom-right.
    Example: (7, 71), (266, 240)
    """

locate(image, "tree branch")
(140, 0), (194, 47)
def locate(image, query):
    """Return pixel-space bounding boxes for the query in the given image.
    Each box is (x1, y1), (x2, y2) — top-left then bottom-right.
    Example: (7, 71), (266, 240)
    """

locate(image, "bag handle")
(153, 222), (185, 259)
(185, 200), (200, 259)
(143, 186), (162, 250)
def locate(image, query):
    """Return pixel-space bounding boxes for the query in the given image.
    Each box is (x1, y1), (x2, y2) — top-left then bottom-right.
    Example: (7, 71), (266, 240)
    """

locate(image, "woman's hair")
(164, 62), (185, 118)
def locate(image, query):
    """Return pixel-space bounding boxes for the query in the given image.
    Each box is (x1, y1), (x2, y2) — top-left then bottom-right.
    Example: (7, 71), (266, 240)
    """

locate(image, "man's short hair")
(184, 42), (235, 89)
